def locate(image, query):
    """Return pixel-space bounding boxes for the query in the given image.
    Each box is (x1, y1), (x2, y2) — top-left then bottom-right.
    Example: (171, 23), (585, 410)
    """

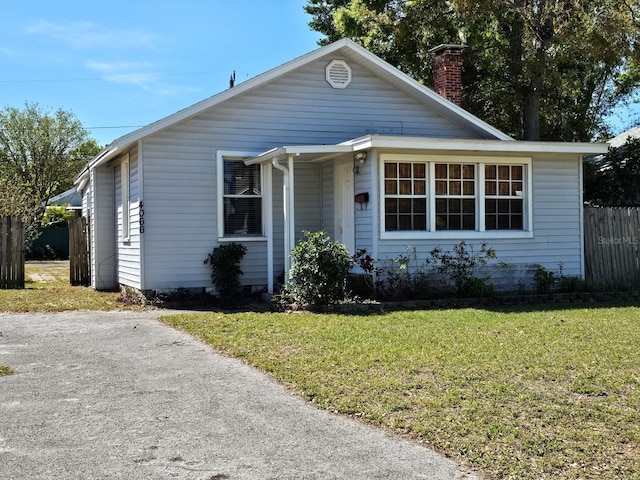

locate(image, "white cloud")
(86, 61), (200, 97)
(26, 20), (160, 50)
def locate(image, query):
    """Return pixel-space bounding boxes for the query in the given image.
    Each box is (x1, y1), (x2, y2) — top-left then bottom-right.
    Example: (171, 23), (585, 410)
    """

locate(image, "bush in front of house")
(429, 241), (499, 297)
(204, 242), (247, 305)
(279, 230), (354, 307)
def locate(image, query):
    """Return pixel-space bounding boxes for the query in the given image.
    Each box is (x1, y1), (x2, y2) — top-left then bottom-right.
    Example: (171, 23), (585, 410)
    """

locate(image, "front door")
(336, 163), (355, 252)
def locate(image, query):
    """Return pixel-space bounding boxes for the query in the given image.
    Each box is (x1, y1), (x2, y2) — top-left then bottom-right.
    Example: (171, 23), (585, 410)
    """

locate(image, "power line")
(0, 70), (247, 85)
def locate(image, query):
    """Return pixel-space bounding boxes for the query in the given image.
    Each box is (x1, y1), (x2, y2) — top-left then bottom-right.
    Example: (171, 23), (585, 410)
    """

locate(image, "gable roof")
(79, 38), (512, 177)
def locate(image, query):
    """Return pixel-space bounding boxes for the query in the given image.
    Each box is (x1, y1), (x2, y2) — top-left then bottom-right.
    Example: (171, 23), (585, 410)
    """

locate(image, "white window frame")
(216, 150), (266, 242)
(121, 154), (130, 242)
(379, 153), (533, 240)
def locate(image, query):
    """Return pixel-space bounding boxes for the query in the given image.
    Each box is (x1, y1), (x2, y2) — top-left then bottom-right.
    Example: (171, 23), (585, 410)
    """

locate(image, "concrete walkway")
(0, 311), (478, 480)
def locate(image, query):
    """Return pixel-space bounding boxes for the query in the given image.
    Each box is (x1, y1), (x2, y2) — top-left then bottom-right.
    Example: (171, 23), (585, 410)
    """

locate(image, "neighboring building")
(75, 39), (607, 293)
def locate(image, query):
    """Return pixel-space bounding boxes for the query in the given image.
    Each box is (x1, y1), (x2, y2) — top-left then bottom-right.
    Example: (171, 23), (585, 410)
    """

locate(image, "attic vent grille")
(326, 60), (352, 89)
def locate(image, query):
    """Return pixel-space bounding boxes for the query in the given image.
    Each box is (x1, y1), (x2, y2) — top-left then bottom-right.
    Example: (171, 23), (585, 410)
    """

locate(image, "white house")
(75, 39), (607, 294)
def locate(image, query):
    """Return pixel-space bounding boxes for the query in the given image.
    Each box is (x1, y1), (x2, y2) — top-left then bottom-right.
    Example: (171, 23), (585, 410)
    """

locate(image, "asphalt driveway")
(0, 311), (478, 479)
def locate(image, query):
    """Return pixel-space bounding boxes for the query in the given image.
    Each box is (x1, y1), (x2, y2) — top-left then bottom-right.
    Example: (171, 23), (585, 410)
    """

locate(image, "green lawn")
(0, 261), (140, 312)
(163, 304), (640, 479)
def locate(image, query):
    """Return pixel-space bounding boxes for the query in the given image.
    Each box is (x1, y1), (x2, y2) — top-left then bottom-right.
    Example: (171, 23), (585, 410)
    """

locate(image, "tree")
(0, 102), (98, 238)
(304, 0), (640, 141)
(584, 136), (640, 206)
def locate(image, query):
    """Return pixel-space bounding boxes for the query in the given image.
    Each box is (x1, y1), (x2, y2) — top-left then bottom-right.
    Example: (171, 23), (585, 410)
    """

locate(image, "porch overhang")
(244, 144), (354, 166)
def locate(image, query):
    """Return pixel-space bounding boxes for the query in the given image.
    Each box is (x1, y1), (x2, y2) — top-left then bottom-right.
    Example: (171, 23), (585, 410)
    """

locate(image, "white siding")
(114, 148), (142, 289)
(90, 167), (116, 290)
(136, 55), (481, 291)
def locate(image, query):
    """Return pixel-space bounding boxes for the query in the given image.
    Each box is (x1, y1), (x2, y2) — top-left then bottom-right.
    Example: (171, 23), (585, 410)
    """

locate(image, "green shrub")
(430, 241), (499, 297)
(204, 242), (247, 304)
(534, 265), (556, 293)
(282, 230), (353, 306)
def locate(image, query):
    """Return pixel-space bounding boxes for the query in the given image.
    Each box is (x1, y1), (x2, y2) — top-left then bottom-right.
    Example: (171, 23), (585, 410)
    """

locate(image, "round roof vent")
(326, 60), (352, 89)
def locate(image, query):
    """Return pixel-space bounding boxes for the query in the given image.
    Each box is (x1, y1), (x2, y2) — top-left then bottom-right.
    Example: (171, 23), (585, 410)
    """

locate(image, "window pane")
(498, 165), (510, 180)
(449, 198), (461, 214)
(498, 199), (510, 213)
(485, 199), (496, 214)
(485, 181), (497, 195)
(435, 164), (447, 179)
(386, 215), (398, 231)
(414, 180), (426, 195)
(463, 199), (475, 214)
(485, 164), (497, 180)
(399, 163), (411, 178)
(435, 198), (447, 213)
(413, 198), (426, 214)
(414, 163), (426, 178)
(385, 180), (397, 195)
(486, 215), (496, 230)
(498, 215), (510, 229)
(224, 198), (261, 235)
(385, 163), (397, 178)
(463, 164), (475, 179)
(450, 181), (461, 195)
(499, 182), (510, 195)
(414, 215), (426, 230)
(398, 198), (412, 213)
(399, 180), (412, 195)
(512, 182), (523, 195)
(398, 215), (412, 230)
(463, 180), (474, 195)
(449, 164), (461, 179)
(511, 199), (523, 214)
(435, 180), (447, 195)
(224, 162), (260, 195)
(512, 165), (523, 180)
(385, 198), (397, 214)
(463, 214), (475, 230)
(512, 215), (523, 229)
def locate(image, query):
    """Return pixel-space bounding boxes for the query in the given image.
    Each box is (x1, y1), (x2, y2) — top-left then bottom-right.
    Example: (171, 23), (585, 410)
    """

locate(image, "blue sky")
(1, 0), (323, 146)
(1, 1), (636, 147)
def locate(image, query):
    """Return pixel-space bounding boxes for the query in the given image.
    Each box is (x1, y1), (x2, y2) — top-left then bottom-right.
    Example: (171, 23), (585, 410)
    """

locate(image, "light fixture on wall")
(353, 151), (367, 174)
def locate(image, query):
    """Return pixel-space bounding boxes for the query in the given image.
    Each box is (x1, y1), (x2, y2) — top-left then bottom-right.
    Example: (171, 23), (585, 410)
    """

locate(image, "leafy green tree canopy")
(584, 136), (640, 206)
(0, 102), (99, 235)
(305, 0), (640, 141)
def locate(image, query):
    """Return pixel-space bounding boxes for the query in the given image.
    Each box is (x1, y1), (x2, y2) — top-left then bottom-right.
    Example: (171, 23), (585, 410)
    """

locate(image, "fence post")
(0, 216), (25, 289)
(69, 217), (90, 286)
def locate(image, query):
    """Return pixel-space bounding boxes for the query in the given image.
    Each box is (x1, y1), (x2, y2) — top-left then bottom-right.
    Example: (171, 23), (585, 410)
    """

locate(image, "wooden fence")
(0, 216), (25, 289)
(69, 216), (90, 286)
(584, 207), (640, 289)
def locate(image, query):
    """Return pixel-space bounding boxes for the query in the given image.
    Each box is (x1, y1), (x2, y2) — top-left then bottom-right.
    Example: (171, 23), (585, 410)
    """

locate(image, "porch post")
(265, 162), (274, 293)
(287, 154), (296, 275)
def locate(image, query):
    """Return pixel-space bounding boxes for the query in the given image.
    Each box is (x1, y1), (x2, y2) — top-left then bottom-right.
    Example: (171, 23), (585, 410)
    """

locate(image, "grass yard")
(164, 304), (640, 479)
(0, 261), (134, 312)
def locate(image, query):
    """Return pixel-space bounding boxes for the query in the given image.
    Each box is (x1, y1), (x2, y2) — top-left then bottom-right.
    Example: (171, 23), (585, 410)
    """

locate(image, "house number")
(139, 201), (145, 234)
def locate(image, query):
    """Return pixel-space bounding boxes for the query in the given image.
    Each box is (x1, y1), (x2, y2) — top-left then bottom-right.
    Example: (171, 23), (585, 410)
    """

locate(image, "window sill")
(380, 230), (534, 241)
(218, 236), (267, 243)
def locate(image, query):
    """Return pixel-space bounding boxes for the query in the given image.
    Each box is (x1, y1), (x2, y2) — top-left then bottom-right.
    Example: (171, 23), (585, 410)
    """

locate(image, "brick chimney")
(429, 44), (466, 106)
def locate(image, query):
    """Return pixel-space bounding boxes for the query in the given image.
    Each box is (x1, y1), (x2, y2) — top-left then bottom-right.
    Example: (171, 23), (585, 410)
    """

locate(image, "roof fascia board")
(348, 135), (608, 155)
